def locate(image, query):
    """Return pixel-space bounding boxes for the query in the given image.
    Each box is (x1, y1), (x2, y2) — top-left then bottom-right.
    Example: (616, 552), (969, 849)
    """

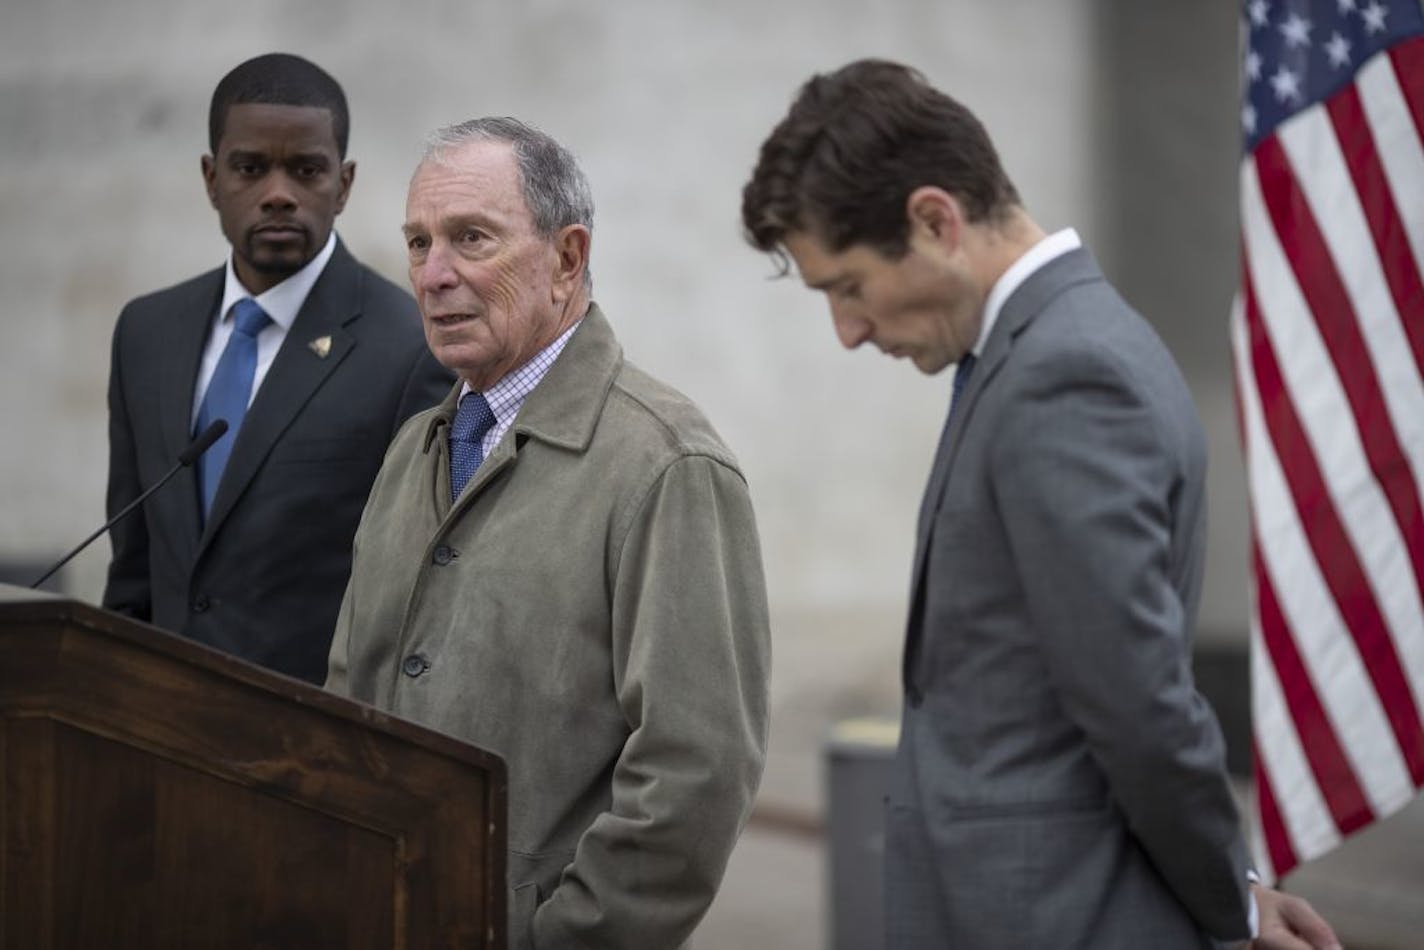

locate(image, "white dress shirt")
(190, 232), (338, 426)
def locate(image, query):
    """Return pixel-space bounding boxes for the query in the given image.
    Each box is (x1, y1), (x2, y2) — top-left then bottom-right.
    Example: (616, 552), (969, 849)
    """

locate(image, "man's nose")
(831, 304), (872, 350)
(415, 243), (458, 293)
(259, 171), (298, 213)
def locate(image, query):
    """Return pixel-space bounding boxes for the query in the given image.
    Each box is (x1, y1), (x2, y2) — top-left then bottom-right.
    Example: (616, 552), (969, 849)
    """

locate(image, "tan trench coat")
(327, 305), (771, 949)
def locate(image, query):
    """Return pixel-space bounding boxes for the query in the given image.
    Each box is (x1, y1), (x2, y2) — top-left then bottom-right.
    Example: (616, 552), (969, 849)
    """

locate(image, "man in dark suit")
(742, 60), (1338, 949)
(104, 53), (451, 684)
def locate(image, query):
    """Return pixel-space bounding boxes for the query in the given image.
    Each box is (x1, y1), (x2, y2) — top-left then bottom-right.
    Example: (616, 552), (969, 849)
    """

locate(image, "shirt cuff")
(1246, 868), (1261, 938)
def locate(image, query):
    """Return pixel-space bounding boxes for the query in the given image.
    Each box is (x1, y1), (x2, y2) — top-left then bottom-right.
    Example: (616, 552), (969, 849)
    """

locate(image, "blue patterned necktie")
(948, 352), (977, 426)
(195, 298), (271, 518)
(450, 391), (497, 500)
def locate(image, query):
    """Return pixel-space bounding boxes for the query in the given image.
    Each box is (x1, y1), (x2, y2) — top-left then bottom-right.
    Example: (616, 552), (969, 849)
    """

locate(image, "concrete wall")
(1, 0), (1120, 649)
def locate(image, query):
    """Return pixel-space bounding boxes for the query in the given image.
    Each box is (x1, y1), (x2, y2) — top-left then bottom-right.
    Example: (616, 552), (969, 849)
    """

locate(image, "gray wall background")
(0, 0), (1248, 815)
(0, 0), (1245, 637)
(0, 1), (1274, 940)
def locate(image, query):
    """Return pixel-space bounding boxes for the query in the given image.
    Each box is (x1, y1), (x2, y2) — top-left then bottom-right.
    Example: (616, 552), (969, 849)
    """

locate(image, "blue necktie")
(195, 298), (271, 517)
(948, 352), (977, 427)
(450, 391), (497, 500)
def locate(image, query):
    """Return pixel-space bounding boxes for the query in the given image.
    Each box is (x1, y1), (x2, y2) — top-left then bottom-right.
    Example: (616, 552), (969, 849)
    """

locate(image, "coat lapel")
(441, 304), (620, 523)
(915, 246), (1103, 541)
(159, 269), (224, 556)
(903, 248), (1104, 681)
(198, 241), (362, 551)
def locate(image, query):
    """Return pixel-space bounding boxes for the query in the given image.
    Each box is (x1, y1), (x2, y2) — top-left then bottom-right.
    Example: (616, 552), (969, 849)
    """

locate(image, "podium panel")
(0, 586), (506, 949)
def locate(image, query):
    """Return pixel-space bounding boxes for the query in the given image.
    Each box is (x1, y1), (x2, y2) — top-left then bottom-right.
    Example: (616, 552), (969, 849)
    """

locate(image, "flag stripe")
(1253, 737), (1299, 881)
(1252, 541), (1374, 833)
(1239, 253), (1424, 785)
(1362, 46), (1424, 303)
(1250, 610), (1341, 868)
(1258, 127), (1423, 541)
(1389, 37), (1424, 147)
(1273, 109), (1424, 647)
(1257, 122), (1424, 763)
(1328, 81), (1424, 387)
(1242, 3), (1424, 880)
(1233, 276), (1412, 820)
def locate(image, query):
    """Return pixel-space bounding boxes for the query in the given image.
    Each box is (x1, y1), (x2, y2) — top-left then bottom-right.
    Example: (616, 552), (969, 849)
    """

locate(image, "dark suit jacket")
(103, 237), (453, 683)
(887, 247), (1251, 948)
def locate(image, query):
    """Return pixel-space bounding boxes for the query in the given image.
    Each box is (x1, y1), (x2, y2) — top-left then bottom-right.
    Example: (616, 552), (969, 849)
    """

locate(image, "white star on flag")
(1269, 64), (1302, 101)
(1280, 12), (1314, 47)
(1325, 31), (1353, 66)
(1362, 1), (1389, 33)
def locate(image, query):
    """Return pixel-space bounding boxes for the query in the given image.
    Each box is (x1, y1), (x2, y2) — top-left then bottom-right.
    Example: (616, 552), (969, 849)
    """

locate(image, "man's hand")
(1251, 883), (1341, 950)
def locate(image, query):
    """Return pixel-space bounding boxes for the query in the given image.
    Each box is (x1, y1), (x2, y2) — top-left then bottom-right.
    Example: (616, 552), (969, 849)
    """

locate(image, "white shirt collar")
(458, 318), (582, 426)
(971, 227), (1081, 356)
(217, 231), (338, 328)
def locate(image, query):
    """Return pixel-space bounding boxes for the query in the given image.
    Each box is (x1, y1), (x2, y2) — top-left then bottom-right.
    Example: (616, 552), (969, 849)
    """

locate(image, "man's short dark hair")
(742, 59), (1020, 266)
(209, 53), (350, 157)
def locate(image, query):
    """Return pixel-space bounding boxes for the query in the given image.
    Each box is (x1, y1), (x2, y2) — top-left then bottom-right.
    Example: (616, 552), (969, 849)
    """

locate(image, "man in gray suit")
(742, 59), (1338, 949)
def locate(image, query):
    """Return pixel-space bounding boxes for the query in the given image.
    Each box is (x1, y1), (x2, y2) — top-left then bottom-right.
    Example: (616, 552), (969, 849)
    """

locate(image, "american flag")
(1232, 0), (1424, 881)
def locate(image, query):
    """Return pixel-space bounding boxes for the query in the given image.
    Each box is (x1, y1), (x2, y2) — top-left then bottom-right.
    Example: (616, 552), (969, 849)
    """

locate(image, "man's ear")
(551, 223), (592, 301)
(334, 160), (356, 215)
(905, 186), (964, 250)
(201, 154), (218, 208)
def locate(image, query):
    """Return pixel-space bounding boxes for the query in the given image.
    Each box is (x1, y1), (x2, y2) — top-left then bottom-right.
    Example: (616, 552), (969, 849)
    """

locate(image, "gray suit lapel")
(159, 269), (224, 555)
(198, 241), (362, 549)
(918, 246), (1104, 533)
(906, 248), (1105, 638)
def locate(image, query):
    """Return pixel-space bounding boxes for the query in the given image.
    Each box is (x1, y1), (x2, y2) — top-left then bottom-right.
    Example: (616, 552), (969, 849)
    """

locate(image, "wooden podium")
(0, 584), (506, 949)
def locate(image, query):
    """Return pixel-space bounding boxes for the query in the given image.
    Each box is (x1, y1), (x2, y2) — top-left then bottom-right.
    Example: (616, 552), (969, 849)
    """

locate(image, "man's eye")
(838, 283), (861, 300)
(460, 229), (487, 244)
(235, 162), (261, 176)
(406, 236), (429, 253)
(296, 164), (322, 179)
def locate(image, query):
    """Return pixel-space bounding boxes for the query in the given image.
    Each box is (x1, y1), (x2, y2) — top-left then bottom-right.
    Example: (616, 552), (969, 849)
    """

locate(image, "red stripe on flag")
(1240, 256), (1424, 783)
(1254, 737), (1300, 879)
(1252, 541), (1374, 834)
(1326, 86), (1424, 377)
(1254, 136), (1424, 617)
(1388, 37), (1424, 141)
(1232, 280), (1250, 459)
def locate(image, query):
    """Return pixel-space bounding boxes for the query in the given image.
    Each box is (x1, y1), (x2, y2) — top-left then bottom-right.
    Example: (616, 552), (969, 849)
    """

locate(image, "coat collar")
(949, 245), (1104, 442)
(915, 245), (1106, 535)
(420, 301), (621, 456)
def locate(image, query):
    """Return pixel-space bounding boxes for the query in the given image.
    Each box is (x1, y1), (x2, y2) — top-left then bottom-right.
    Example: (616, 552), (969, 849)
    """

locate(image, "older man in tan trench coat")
(325, 117), (771, 950)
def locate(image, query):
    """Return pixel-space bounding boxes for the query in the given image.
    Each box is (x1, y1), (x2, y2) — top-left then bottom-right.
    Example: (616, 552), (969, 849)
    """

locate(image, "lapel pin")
(308, 335), (332, 359)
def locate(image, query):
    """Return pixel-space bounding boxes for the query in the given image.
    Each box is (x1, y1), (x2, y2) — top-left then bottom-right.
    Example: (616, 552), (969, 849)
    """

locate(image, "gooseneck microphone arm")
(30, 419), (229, 589)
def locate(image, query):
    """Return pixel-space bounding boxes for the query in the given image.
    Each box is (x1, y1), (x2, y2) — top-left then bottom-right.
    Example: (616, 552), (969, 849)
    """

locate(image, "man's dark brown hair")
(741, 59), (1020, 268)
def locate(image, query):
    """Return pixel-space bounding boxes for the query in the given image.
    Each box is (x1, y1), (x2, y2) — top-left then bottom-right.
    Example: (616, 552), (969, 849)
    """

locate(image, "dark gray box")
(826, 716), (898, 950)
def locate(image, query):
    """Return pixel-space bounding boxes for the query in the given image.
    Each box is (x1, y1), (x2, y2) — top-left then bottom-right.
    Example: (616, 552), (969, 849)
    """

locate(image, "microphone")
(30, 419), (229, 589)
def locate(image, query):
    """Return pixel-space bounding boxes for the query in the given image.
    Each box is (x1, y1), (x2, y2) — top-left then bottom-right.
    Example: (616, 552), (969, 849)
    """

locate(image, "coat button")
(191, 594), (211, 613)
(432, 544), (457, 565)
(402, 653), (430, 678)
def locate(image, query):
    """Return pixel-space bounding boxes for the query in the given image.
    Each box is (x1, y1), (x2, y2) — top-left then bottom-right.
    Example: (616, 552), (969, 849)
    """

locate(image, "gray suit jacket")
(887, 247), (1252, 948)
(104, 238), (452, 683)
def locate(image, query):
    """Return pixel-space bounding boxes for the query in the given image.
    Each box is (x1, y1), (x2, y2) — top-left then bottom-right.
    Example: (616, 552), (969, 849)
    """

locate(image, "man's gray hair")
(422, 116), (595, 239)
